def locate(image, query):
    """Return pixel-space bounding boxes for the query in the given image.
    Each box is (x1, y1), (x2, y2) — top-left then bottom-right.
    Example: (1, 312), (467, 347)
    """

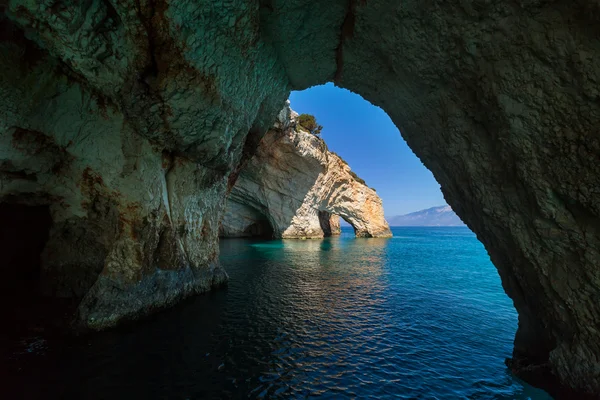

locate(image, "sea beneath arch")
(7, 227), (552, 399)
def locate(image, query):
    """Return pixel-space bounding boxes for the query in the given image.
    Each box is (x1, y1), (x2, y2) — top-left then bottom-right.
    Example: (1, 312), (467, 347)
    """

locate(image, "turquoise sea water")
(7, 226), (552, 399)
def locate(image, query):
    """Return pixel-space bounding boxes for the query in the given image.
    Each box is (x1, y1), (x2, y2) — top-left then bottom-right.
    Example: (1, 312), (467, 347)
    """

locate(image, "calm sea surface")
(6, 227), (552, 399)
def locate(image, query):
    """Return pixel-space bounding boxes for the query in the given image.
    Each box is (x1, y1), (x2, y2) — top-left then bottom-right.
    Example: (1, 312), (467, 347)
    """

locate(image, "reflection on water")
(220, 234), (393, 398)
(5, 228), (551, 399)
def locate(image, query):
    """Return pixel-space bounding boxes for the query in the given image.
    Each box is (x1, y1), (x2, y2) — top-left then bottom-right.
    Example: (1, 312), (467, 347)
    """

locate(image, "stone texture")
(1, 0), (600, 395)
(219, 198), (274, 238)
(221, 104), (392, 239)
(320, 211), (342, 237)
(0, 12), (231, 330)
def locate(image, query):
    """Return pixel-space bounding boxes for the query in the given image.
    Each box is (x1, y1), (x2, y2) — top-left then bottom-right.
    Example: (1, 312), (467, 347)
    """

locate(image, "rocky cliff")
(221, 104), (392, 239)
(1, 0), (600, 395)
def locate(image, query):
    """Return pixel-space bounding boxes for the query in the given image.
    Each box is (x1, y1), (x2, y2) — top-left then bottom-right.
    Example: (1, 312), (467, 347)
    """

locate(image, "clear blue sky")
(289, 83), (446, 216)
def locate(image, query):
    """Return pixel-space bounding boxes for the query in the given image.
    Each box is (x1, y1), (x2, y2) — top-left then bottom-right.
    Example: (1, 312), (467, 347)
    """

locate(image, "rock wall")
(2, 0), (600, 395)
(319, 211), (342, 237)
(221, 104), (392, 239)
(0, 0), (291, 331)
(0, 17), (231, 330)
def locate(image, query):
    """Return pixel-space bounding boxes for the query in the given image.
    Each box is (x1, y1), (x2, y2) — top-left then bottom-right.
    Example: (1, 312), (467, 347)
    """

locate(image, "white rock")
(221, 104), (392, 239)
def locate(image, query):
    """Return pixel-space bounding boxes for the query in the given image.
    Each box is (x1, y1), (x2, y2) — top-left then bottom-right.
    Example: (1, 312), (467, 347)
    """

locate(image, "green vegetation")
(294, 117), (370, 188)
(329, 150), (371, 188)
(349, 170), (367, 186)
(297, 113), (323, 135)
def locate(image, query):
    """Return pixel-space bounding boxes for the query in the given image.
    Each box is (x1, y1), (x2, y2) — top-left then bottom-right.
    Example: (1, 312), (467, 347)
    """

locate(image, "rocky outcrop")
(0, 11), (233, 330)
(221, 103), (392, 239)
(1, 1), (600, 395)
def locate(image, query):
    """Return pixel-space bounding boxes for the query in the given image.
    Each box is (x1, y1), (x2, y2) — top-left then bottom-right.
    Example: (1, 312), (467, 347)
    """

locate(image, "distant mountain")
(386, 205), (465, 227)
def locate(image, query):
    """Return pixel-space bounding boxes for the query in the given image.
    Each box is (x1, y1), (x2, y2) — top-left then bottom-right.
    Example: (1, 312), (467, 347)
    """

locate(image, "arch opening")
(0, 2), (596, 394)
(0, 202), (75, 336)
(289, 84), (448, 225)
(318, 211), (341, 237)
(0, 203), (51, 298)
(338, 214), (357, 236)
(219, 200), (275, 239)
(282, 84), (557, 395)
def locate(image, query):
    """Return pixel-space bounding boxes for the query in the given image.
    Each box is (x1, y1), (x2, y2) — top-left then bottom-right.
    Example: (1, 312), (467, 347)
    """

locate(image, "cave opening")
(0, 202), (71, 335)
(219, 200), (276, 239)
(0, 3), (592, 395)
(0, 203), (51, 299)
(243, 217), (274, 238)
(289, 83), (448, 223)
(283, 84), (546, 393)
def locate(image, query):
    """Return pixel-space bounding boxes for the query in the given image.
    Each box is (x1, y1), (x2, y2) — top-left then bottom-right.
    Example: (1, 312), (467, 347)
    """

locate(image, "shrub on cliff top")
(297, 113), (323, 135)
(349, 170), (367, 186)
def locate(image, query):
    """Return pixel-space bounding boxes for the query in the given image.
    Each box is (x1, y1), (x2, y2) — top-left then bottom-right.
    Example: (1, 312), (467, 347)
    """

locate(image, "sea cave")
(0, 1), (599, 398)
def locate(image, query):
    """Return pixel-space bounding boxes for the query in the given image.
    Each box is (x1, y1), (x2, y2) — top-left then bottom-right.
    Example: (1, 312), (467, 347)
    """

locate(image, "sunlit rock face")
(221, 104), (392, 239)
(2, 0), (600, 394)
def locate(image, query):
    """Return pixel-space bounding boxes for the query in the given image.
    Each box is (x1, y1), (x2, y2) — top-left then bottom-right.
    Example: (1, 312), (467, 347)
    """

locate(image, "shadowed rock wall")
(1, 0), (599, 395)
(0, 12), (235, 329)
(319, 211), (342, 237)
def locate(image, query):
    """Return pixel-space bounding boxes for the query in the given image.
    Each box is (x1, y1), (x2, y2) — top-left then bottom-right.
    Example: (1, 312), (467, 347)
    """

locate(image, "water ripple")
(5, 227), (552, 399)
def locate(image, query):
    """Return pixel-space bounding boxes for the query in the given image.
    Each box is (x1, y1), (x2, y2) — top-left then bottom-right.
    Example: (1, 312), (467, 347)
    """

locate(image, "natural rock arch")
(262, 3), (600, 396)
(1, 1), (599, 396)
(222, 104), (392, 239)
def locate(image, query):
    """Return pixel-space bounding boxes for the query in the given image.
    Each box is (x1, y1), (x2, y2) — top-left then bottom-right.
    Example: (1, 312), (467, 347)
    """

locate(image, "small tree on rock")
(297, 113), (323, 135)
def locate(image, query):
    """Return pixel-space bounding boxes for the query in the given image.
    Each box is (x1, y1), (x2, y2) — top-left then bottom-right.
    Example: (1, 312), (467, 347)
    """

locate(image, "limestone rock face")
(320, 211), (342, 237)
(221, 105), (392, 239)
(2, 0), (600, 395)
(0, 23), (229, 330)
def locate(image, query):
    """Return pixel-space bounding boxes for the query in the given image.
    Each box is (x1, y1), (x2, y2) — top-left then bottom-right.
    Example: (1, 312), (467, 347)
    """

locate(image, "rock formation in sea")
(220, 103), (392, 239)
(1, 1), (599, 396)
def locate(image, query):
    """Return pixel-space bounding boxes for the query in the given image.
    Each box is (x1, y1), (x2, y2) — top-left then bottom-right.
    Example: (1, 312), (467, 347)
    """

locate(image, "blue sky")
(289, 83), (446, 216)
